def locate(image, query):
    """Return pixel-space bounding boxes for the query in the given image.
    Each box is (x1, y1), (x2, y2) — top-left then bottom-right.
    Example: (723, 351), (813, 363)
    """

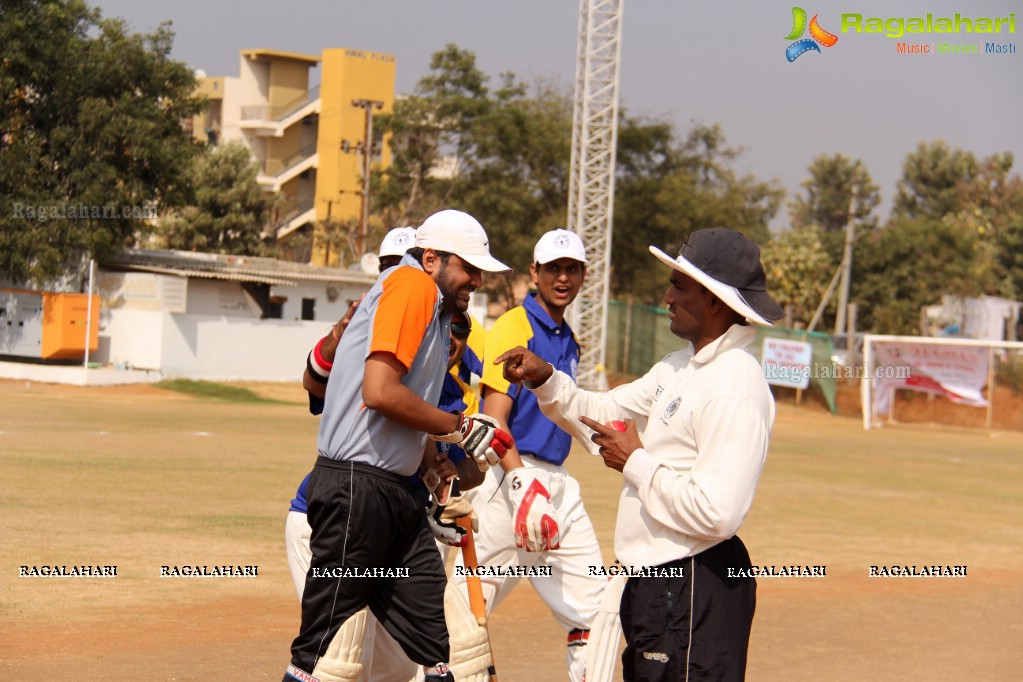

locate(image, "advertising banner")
(762, 337), (814, 389)
(872, 342), (989, 414)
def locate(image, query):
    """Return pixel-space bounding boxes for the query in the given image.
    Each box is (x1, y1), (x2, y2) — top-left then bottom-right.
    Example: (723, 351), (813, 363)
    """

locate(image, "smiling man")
(453, 229), (607, 682)
(283, 209), (513, 682)
(497, 227), (784, 682)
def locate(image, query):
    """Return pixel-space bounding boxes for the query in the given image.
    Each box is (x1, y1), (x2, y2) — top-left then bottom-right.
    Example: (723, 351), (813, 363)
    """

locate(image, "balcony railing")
(273, 195), (315, 229)
(240, 85), (320, 122)
(263, 142), (318, 177)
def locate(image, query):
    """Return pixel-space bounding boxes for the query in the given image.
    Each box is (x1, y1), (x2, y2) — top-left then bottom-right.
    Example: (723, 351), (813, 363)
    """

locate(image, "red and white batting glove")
(506, 468), (561, 552)
(430, 413), (514, 471)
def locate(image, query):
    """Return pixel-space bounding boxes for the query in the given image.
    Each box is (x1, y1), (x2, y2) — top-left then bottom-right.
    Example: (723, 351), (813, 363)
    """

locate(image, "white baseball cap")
(415, 210), (510, 272)
(378, 227), (417, 258)
(534, 229), (588, 265)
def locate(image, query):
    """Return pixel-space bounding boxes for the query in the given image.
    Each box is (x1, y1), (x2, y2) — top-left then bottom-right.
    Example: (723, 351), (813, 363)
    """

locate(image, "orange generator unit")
(0, 290), (99, 361)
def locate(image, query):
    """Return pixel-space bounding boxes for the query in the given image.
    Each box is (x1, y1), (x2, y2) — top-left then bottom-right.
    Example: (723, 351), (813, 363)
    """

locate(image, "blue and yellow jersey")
(442, 313), (485, 465)
(481, 294), (579, 466)
(437, 372), (477, 465)
(455, 313), (487, 385)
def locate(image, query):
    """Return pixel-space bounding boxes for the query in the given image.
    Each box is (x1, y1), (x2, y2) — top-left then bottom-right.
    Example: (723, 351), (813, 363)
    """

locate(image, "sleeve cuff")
(527, 364), (561, 398)
(622, 447), (658, 491)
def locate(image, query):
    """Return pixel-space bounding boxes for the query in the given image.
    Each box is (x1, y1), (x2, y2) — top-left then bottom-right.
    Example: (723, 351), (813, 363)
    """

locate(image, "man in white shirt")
(496, 228), (784, 682)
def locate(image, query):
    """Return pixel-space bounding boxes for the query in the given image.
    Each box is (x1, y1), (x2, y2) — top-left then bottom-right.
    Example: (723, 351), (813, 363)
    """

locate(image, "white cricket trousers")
(454, 458), (607, 682)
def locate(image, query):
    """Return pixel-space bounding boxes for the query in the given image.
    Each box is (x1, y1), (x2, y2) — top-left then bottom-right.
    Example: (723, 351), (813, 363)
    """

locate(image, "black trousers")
(619, 536), (756, 682)
(286, 459), (449, 678)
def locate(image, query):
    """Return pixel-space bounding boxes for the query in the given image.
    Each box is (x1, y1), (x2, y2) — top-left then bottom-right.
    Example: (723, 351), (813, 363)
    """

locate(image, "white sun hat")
(648, 228), (784, 326)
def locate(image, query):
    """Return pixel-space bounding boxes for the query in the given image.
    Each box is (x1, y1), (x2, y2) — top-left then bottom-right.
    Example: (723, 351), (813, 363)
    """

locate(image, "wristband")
(312, 336), (334, 372)
(307, 351), (329, 383)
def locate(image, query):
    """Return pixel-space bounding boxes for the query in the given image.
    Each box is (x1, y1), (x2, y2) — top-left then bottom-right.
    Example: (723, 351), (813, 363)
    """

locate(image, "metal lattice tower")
(566, 0), (624, 390)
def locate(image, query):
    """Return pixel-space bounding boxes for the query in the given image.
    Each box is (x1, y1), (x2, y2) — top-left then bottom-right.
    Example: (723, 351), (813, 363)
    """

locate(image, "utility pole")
(835, 186), (857, 336)
(352, 98), (384, 258)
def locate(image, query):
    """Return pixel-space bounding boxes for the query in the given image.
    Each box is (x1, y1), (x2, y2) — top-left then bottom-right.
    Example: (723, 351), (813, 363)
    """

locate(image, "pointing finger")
(579, 415), (611, 437)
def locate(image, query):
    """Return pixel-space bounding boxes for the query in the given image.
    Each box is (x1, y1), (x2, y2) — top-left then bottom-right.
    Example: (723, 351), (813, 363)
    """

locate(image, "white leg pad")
(567, 635), (588, 682)
(444, 581), (493, 682)
(311, 607), (369, 682)
(584, 575), (626, 682)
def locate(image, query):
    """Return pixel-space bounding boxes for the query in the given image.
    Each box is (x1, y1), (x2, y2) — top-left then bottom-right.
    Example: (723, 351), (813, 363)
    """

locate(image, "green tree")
(0, 0), (204, 284)
(609, 116), (677, 302)
(853, 216), (984, 335)
(375, 44), (491, 224)
(157, 142), (278, 255)
(761, 226), (832, 326)
(377, 46), (782, 306)
(376, 47), (573, 295)
(613, 121), (783, 303)
(893, 140), (978, 220)
(943, 152), (1023, 300)
(453, 75), (573, 272)
(788, 153), (880, 262)
(853, 144), (1022, 335)
(374, 94), (447, 222)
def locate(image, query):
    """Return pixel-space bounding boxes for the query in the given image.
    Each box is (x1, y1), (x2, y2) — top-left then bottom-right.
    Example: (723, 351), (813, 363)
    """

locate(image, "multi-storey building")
(192, 48), (396, 265)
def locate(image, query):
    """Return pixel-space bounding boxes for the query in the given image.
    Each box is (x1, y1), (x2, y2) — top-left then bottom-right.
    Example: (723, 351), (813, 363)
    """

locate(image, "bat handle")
(456, 516), (488, 624)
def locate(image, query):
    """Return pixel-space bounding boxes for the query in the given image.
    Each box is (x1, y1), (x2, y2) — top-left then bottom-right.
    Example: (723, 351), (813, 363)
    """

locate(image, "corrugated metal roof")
(120, 264), (297, 287)
(100, 249), (378, 287)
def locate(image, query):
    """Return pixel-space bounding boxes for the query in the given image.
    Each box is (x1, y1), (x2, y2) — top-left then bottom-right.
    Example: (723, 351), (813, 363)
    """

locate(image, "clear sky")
(90, 0), (1021, 231)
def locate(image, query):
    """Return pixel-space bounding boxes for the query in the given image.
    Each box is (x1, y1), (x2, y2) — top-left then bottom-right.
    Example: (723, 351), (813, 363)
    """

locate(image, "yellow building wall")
(314, 48), (396, 265)
(197, 76), (226, 99)
(192, 77), (226, 144)
(266, 123), (305, 175)
(268, 60), (312, 115)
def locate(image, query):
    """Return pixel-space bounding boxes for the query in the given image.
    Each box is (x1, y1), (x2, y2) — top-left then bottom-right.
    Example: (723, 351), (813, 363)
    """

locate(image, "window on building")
(267, 296), (286, 320)
(301, 298), (316, 321)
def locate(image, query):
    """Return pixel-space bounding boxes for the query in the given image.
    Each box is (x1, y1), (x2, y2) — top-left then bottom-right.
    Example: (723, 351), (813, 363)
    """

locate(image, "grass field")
(1, 378), (1021, 681)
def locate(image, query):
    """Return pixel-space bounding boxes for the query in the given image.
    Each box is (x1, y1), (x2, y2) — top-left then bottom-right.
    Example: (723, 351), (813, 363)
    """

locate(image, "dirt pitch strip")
(1, 379), (1021, 681)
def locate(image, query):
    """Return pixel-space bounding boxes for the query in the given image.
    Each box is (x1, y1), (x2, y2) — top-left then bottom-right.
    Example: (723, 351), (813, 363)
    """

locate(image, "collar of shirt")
(397, 251), (449, 325)
(398, 251), (425, 272)
(690, 324), (756, 366)
(523, 293), (571, 337)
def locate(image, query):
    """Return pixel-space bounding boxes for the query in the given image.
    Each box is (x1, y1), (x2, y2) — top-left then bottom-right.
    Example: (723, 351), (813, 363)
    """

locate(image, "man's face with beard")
(430, 252), (482, 313)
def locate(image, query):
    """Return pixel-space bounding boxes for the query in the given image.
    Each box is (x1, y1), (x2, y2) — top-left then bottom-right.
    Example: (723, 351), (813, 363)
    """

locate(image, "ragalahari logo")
(784, 7), (839, 61)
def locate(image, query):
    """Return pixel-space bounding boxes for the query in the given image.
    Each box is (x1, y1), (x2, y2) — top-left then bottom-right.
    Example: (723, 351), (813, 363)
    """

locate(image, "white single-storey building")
(93, 249), (379, 381)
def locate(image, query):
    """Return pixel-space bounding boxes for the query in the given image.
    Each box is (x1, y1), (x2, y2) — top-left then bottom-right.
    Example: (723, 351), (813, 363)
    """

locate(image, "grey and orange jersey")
(316, 254), (451, 476)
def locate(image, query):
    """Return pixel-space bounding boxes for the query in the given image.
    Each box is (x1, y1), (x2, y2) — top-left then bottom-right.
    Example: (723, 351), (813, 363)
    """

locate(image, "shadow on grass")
(155, 379), (299, 405)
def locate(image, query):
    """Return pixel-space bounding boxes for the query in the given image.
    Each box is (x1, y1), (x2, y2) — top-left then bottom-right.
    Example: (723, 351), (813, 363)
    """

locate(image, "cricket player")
(453, 229), (606, 682)
(288, 307), (485, 682)
(377, 226), (417, 272)
(283, 209), (513, 682)
(498, 228), (784, 682)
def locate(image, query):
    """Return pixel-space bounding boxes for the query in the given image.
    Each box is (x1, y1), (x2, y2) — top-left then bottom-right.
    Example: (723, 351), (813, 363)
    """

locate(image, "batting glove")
(430, 413), (514, 471)
(427, 494), (478, 548)
(506, 468), (561, 552)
